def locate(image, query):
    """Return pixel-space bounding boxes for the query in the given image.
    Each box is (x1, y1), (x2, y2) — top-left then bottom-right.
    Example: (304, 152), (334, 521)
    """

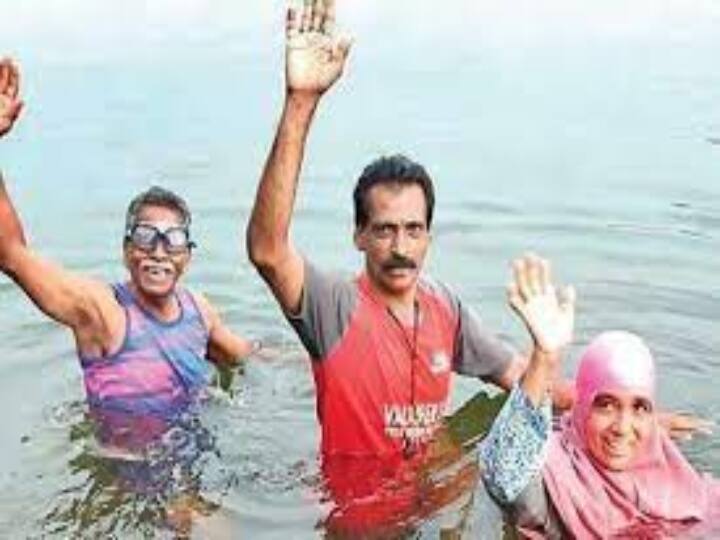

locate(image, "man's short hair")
(353, 154), (435, 230)
(125, 186), (192, 231)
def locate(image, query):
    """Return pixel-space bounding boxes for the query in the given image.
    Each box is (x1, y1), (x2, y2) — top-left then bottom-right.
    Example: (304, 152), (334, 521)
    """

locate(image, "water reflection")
(28, 369), (716, 539)
(39, 398), (224, 538)
(317, 391), (508, 539)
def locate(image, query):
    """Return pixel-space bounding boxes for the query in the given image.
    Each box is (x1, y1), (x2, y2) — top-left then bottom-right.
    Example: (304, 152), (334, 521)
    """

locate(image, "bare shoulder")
(8, 247), (122, 328)
(65, 276), (127, 358)
(185, 288), (220, 330)
(185, 288), (252, 363)
(82, 278), (123, 315)
(76, 278), (124, 325)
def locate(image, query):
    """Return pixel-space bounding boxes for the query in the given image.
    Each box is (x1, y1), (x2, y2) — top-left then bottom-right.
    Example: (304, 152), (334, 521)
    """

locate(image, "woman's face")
(584, 389), (655, 471)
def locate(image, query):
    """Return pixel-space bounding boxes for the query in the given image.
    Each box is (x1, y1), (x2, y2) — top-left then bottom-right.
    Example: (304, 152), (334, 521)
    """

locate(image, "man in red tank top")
(247, 1), (531, 534)
(246, 3), (706, 533)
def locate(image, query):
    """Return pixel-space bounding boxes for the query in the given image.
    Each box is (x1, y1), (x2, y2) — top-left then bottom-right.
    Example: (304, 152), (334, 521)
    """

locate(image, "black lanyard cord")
(386, 299), (420, 457)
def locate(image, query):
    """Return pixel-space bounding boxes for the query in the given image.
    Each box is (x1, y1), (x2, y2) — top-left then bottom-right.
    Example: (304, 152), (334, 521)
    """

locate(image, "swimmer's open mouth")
(140, 262), (174, 281)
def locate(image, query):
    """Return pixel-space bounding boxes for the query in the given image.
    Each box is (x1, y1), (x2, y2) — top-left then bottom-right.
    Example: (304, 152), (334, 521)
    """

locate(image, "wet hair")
(124, 186), (192, 232)
(353, 154), (435, 230)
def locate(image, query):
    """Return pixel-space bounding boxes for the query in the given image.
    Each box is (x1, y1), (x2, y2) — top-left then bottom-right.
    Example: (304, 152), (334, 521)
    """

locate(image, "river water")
(0, 1), (718, 538)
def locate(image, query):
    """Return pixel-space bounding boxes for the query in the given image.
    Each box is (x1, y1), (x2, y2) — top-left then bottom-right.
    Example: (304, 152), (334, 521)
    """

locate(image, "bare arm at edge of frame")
(0, 58), (123, 359)
(506, 254), (575, 407)
(246, 0), (351, 315)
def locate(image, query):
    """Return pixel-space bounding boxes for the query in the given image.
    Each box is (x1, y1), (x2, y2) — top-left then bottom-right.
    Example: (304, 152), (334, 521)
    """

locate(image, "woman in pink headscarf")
(480, 254), (720, 539)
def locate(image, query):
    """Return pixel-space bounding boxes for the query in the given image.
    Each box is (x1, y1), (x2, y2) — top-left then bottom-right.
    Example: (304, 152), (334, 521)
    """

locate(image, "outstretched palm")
(0, 58), (23, 138)
(507, 254), (575, 353)
(286, 0), (351, 94)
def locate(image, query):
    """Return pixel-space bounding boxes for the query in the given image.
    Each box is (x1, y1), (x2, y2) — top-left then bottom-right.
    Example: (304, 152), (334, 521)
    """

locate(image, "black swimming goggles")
(125, 222), (195, 254)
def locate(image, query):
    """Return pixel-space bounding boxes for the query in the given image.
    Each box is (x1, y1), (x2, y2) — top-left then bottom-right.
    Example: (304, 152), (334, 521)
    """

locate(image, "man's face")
(123, 204), (192, 300)
(354, 184), (431, 303)
(584, 389), (655, 471)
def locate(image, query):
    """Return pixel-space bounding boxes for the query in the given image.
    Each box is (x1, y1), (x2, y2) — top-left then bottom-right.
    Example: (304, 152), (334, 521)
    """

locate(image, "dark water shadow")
(36, 401), (225, 539)
(314, 390), (511, 540)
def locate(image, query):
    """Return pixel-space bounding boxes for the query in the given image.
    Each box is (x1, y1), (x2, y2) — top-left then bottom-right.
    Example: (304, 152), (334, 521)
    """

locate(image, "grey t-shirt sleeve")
(285, 259), (356, 360)
(452, 296), (516, 382)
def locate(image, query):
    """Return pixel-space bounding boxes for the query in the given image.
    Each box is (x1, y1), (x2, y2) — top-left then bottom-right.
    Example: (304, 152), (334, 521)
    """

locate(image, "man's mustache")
(382, 256), (417, 271)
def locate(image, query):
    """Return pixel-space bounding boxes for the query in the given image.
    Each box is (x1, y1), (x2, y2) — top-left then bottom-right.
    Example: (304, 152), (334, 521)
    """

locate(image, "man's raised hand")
(508, 254), (575, 355)
(0, 58), (23, 139)
(286, 0), (352, 96)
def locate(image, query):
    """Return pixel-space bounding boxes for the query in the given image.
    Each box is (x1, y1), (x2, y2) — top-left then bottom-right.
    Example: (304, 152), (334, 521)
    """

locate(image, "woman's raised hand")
(508, 254), (575, 355)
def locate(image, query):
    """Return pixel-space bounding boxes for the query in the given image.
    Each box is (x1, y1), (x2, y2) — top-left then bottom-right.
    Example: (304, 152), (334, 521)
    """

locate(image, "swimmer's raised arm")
(0, 176), (26, 248)
(506, 257), (711, 437)
(191, 290), (258, 365)
(0, 59), (123, 359)
(507, 254), (575, 406)
(1, 58), (28, 251)
(0, 58), (23, 139)
(247, 0), (351, 315)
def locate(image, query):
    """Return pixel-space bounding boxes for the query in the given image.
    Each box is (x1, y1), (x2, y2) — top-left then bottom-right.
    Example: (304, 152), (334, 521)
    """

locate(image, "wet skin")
(354, 184), (431, 308)
(584, 389), (655, 471)
(123, 205), (191, 311)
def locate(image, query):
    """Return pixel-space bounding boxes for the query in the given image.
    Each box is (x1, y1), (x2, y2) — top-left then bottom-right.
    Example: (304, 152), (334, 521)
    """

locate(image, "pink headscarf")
(540, 331), (720, 539)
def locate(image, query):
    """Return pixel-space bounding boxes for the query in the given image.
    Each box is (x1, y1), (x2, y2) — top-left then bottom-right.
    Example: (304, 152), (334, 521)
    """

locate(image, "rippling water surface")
(0, 1), (718, 537)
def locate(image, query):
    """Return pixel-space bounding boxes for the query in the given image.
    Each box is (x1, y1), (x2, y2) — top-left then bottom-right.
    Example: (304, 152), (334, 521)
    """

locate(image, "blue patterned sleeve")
(479, 384), (551, 504)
